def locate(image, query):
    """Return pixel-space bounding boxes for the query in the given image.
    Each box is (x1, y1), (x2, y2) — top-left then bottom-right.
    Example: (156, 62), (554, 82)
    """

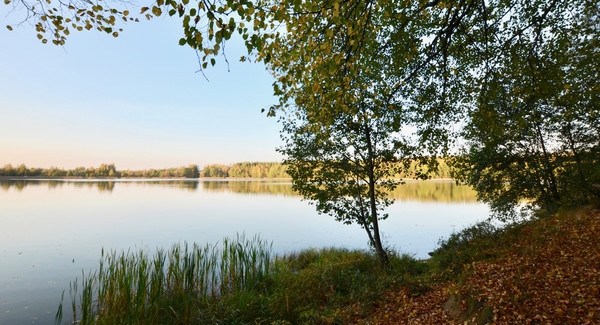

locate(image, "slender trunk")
(354, 177), (378, 250)
(363, 121), (389, 266)
(564, 122), (600, 198)
(533, 120), (561, 203)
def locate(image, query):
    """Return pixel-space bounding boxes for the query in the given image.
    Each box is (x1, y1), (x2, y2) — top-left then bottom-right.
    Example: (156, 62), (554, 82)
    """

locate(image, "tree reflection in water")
(0, 179), (478, 202)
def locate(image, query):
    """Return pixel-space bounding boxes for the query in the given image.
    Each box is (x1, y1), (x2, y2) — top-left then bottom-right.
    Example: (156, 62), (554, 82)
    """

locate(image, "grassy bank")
(56, 234), (426, 325)
(57, 207), (600, 324)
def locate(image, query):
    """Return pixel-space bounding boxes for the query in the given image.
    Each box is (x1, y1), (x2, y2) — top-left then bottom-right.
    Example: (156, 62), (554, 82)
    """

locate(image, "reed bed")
(56, 234), (273, 324)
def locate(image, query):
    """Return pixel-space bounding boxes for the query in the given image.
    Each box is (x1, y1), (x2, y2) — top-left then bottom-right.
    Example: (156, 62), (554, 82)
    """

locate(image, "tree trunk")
(364, 121), (389, 266)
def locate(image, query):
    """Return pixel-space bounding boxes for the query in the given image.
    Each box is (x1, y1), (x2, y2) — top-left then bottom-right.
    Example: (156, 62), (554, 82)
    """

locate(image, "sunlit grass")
(56, 234), (273, 324)
(56, 236), (426, 325)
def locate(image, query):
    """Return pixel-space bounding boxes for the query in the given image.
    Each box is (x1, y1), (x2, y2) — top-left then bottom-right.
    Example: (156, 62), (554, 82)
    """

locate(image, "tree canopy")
(452, 0), (600, 218)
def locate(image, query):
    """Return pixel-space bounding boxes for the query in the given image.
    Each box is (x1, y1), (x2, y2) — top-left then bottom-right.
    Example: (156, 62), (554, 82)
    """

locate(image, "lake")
(0, 179), (489, 324)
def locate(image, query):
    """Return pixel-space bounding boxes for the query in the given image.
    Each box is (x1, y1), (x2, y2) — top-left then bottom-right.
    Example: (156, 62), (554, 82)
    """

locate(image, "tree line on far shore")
(200, 162), (289, 178)
(1, 159), (454, 179)
(200, 159), (453, 179)
(0, 163), (200, 178)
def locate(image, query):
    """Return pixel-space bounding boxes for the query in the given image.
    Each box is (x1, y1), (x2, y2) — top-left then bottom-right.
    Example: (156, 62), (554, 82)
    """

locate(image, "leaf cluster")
(6, 0), (136, 44)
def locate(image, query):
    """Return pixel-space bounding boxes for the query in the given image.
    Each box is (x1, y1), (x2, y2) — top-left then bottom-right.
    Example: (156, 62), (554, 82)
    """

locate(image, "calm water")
(0, 179), (489, 324)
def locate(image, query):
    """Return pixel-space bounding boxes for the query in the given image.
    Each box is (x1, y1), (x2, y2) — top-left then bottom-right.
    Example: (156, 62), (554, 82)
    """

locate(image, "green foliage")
(200, 163), (230, 177)
(5, 0), (272, 71)
(263, 0), (599, 222)
(453, 1), (600, 220)
(181, 164), (200, 178)
(90, 163), (119, 177)
(273, 4), (426, 261)
(279, 95), (413, 264)
(0, 159), (455, 180)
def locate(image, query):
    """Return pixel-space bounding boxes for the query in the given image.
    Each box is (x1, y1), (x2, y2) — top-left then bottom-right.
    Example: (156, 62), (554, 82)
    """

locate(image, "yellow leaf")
(151, 6), (162, 16)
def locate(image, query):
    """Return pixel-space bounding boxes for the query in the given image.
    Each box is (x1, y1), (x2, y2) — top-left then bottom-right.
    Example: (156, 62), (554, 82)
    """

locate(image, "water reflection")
(0, 179), (477, 202)
(201, 180), (296, 196)
(391, 181), (477, 202)
(0, 178), (487, 325)
(0, 179), (199, 193)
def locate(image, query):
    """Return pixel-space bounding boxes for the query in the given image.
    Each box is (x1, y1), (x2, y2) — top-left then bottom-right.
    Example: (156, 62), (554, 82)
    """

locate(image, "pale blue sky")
(0, 9), (282, 170)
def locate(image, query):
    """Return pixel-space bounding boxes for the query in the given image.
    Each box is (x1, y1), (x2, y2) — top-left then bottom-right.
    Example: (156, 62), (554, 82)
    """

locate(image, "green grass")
(426, 217), (533, 281)
(56, 235), (428, 325)
(56, 234), (274, 324)
(267, 248), (429, 324)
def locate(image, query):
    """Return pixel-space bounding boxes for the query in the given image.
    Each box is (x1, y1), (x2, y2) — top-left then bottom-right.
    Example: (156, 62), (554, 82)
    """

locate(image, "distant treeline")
(0, 159), (454, 180)
(0, 163), (200, 178)
(200, 159), (453, 179)
(201, 162), (289, 178)
(200, 159), (451, 179)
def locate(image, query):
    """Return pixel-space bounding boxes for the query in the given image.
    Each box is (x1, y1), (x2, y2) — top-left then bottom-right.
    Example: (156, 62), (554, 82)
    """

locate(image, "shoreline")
(0, 176), (454, 182)
(0, 176), (293, 181)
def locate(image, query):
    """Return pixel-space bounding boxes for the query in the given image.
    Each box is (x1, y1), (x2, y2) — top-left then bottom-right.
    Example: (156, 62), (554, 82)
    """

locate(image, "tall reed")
(55, 234), (273, 324)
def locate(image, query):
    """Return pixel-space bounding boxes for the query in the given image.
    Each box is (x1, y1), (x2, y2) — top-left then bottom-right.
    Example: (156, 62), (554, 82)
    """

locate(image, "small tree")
(183, 164), (200, 178)
(279, 97), (413, 265)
